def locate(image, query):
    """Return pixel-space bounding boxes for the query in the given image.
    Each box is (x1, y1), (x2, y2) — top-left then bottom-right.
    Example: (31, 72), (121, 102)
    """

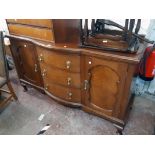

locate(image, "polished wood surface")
(9, 39), (43, 88)
(8, 24), (54, 42)
(40, 64), (81, 89)
(6, 19), (143, 132)
(6, 19), (52, 28)
(83, 56), (128, 118)
(7, 34), (142, 65)
(52, 19), (81, 44)
(37, 46), (81, 73)
(44, 82), (81, 103)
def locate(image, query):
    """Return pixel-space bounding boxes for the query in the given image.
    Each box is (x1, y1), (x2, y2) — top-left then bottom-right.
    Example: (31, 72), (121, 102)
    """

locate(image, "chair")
(0, 31), (19, 112)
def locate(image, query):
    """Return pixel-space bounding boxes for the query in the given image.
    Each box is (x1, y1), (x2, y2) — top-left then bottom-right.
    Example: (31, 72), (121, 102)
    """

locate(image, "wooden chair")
(0, 31), (19, 112)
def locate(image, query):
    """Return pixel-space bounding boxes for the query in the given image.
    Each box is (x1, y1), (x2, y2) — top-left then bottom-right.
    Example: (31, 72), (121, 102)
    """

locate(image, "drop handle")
(67, 77), (72, 86)
(45, 84), (49, 90)
(38, 54), (44, 62)
(84, 80), (89, 90)
(34, 64), (38, 72)
(68, 92), (72, 100)
(66, 60), (71, 69)
(42, 69), (47, 77)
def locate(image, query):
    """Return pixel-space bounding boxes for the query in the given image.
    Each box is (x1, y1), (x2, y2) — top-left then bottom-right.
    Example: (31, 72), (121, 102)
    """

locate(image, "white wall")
(0, 19), (9, 34)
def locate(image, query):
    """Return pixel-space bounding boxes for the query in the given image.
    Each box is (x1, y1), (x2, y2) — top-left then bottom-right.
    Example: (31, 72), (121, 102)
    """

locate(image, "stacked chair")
(0, 31), (19, 112)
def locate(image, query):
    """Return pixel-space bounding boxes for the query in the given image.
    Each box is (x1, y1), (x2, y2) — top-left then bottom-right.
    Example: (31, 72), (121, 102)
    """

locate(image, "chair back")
(0, 31), (8, 80)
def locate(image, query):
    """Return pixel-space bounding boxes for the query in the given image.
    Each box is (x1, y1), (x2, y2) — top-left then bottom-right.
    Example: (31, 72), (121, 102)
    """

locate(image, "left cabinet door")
(10, 39), (43, 88)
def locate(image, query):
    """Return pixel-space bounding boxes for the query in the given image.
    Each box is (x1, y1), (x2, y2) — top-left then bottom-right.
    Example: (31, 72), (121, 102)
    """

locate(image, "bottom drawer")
(44, 83), (81, 103)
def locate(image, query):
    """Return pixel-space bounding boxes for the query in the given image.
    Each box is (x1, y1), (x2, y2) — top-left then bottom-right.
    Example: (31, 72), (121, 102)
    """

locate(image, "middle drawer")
(40, 63), (81, 89)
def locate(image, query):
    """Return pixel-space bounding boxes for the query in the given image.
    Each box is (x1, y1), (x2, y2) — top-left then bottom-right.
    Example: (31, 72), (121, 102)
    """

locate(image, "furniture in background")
(0, 31), (19, 112)
(6, 19), (143, 134)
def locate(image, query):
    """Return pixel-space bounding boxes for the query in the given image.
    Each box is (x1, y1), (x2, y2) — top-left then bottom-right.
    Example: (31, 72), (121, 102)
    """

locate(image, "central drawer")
(37, 47), (80, 73)
(40, 64), (81, 88)
(44, 82), (81, 103)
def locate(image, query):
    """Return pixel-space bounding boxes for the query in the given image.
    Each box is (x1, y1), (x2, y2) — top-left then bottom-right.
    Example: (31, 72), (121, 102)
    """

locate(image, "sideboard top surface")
(6, 34), (143, 65)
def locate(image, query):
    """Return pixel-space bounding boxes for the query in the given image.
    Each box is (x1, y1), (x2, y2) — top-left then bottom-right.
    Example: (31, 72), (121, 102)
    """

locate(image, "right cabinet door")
(83, 56), (128, 118)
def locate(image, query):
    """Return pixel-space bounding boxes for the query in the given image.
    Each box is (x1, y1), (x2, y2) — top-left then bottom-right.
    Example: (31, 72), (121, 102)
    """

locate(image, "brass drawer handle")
(42, 69), (47, 77)
(38, 54), (44, 62)
(34, 64), (38, 72)
(67, 77), (72, 86)
(45, 84), (49, 90)
(68, 92), (72, 100)
(66, 60), (71, 69)
(84, 80), (89, 90)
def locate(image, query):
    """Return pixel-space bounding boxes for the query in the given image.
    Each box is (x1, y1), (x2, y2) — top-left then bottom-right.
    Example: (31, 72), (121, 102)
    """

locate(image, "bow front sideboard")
(6, 19), (142, 134)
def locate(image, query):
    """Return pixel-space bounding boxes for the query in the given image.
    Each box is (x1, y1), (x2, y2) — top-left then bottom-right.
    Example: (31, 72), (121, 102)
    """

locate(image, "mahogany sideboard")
(5, 19), (142, 134)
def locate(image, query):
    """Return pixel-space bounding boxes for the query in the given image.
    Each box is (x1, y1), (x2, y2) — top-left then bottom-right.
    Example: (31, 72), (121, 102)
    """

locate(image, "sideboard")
(6, 19), (143, 134)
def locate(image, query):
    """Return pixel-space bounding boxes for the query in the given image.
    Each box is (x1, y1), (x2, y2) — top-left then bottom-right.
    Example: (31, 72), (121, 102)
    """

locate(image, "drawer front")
(37, 47), (80, 73)
(7, 19), (52, 28)
(40, 64), (81, 88)
(8, 24), (54, 42)
(44, 83), (81, 103)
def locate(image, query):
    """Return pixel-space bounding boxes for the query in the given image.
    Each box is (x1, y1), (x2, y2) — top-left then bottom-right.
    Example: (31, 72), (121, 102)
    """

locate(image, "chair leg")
(7, 81), (19, 104)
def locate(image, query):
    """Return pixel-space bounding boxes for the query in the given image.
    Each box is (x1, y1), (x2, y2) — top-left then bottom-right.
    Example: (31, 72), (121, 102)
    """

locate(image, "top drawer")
(6, 19), (52, 28)
(37, 47), (80, 73)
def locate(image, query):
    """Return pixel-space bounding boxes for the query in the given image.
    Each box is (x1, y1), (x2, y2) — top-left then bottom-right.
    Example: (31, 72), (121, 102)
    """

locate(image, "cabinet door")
(10, 40), (43, 87)
(83, 56), (127, 117)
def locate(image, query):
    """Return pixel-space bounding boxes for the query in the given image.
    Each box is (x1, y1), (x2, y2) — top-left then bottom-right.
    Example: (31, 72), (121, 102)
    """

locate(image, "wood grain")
(7, 19), (52, 28)
(37, 47), (80, 73)
(40, 63), (81, 89)
(8, 24), (54, 42)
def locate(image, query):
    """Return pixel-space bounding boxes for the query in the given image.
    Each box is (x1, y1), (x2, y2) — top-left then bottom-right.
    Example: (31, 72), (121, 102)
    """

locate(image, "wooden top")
(6, 19), (52, 29)
(6, 34), (143, 65)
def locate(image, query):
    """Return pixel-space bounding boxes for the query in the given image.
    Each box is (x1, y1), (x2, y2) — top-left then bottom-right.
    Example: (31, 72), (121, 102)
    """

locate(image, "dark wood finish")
(8, 24), (54, 42)
(6, 20), (143, 132)
(52, 19), (81, 44)
(9, 39), (43, 90)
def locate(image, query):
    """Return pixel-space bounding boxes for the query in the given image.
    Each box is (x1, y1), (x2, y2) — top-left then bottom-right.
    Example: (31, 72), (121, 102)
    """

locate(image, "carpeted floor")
(0, 69), (155, 135)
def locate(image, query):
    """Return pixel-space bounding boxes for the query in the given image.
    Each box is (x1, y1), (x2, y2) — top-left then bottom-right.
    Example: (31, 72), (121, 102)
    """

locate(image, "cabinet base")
(45, 90), (82, 108)
(19, 80), (134, 135)
(21, 83), (28, 92)
(20, 80), (44, 93)
(82, 106), (125, 134)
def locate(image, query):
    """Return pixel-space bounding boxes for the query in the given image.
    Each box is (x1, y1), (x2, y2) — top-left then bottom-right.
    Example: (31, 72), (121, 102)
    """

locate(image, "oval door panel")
(89, 65), (120, 115)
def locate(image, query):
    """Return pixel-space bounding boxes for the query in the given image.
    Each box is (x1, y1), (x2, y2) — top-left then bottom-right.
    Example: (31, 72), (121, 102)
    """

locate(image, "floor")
(0, 70), (155, 135)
